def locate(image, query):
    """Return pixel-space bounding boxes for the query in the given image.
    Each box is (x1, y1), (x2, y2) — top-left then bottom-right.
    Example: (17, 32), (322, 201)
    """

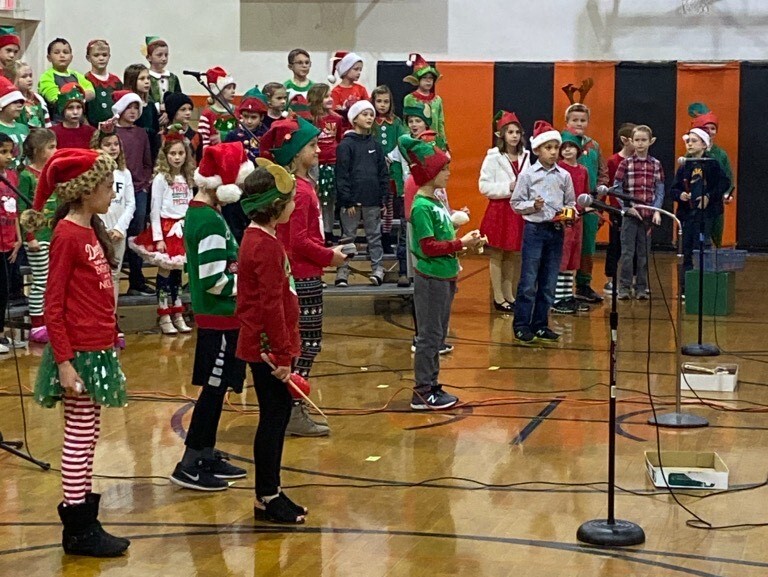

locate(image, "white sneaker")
(0, 343), (9, 354)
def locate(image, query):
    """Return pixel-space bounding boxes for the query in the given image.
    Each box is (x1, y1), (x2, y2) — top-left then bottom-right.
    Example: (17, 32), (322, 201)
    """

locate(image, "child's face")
(269, 89), (288, 112)
(289, 54), (311, 79)
(322, 93), (334, 110)
(121, 102), (140, 124)
(87, 47), (111, 71)
(374, 94), (390, 115)
(85, 173), (116, 215)
(632, 131), (653, 155)
(560, 142), (579, 162)
(0, 142), (13, 169)
(704, 122), (717, 139)
(220, 84), (236, 102)
(276, 192), (296, 224)
(566, 111), (589, 136)
(433, 165), (450, 188)
(40, 139), (57, 163)
(135, 69), (151, 94)
(685, 133), (707, 155)
(295, 137), (319, 168)
(166, 142), (187, 170)
(47, 42), (73, 70)
(174, 103), (193, 125)
(535, 140), (561, 166)
(14, 66), (33, 92)
(0, 44), (19, 67)
(408, 116), (427, 137)
(503, 123), (522, 149)
(344, 62), (363, 83)
(240, 110), (262, 131)
(353, 109), (375, 131)
(418, 74), (435, 93)
(2, 100), (23, 121)
(147, 46), (168, 71)
(100, 135), (120, 160)
(63, 102), (83, 123)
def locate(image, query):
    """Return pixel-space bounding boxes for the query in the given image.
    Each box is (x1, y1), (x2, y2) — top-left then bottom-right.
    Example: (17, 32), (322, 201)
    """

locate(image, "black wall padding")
(492, 62), (555, 148)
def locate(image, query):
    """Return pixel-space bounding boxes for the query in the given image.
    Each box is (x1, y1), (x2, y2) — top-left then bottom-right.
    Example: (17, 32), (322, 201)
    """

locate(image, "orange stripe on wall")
(554, 62), (616, 243)
(675, 63), (740, 246)
(437, 61), (495, 231)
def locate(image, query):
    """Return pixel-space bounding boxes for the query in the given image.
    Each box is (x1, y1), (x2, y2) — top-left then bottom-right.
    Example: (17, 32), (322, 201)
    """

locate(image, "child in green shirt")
(37, 38), (94, 118)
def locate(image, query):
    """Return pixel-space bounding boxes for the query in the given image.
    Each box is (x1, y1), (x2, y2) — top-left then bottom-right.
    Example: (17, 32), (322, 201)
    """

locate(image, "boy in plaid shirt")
(612, 125), (664, 300)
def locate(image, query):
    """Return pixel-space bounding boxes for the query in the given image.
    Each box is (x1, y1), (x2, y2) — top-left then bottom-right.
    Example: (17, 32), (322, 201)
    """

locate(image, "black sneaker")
(575, 285), (604, 303)
(514, 328), (536, 344)
(127, 284), (155, 296)
(208, 451), (247, 479)
(535, 327), (560, 342)
(552, 299), (576, 315)
(170, 460), (229, 491)
(566, 297), (591, 312)
(410, 387), (459, 410)
(439, 343), (454, 355)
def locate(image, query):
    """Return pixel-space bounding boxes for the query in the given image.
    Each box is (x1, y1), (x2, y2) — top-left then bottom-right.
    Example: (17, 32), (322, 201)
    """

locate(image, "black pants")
(185, 384), (228, 451)
(250, 362), (292, 497)
(0, 251), (9, 332)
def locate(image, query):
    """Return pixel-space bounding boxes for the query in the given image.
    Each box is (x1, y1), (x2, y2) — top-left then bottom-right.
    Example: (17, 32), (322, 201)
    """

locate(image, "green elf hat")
(242, 85), (269, 107)
(560, 130), (583, 152)
(142, 35), (167, 57)
(688, 102), (719, 130)
(237, 86), (269, 116)
(402, 102), (432, 127)
(259, 116), (321, 166)
(0, 26), (20, 50)
(403, 53), (440, 86)
(397, 134), (450, 186)
(57, 82), (86, 115)
(288, 92), (312, 120)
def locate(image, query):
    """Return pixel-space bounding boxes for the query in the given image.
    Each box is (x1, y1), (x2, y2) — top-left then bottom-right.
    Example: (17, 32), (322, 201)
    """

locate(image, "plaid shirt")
(613, 154), (665, 217)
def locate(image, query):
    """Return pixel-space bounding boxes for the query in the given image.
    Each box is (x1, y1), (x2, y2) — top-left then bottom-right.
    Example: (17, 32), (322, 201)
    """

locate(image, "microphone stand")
(0, 176), (50, 470)
(631, 204), (708, 429)
(577, 200), (645, 547)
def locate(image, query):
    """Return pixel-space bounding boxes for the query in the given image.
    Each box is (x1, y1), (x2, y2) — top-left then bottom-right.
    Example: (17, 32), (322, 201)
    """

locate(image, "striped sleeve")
(198, 109), (212, 148)
(197, 231), (237, 296)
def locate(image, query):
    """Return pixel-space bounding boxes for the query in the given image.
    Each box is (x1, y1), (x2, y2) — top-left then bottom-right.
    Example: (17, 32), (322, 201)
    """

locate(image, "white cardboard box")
(645, 451), (729, 490)
(681, 363), (739, 392)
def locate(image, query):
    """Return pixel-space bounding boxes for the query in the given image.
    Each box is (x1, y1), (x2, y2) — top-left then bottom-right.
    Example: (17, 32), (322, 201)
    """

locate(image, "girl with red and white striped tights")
(30, 148), (130, 557)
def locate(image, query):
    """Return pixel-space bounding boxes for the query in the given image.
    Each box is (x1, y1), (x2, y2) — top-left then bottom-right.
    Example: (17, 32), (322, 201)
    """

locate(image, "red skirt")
(128, 217), (187, 270)
(480, 199), (524, 252)
(560, 218), (583, 271)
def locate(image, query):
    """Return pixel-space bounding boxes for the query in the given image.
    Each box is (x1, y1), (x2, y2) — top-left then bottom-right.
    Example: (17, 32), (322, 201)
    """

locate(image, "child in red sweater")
(260, 116), (347, 436)
(30, 148), (129, 557)
(235, 158), (305, 523)
(328, 51), (368, 125)
(51, 82), (95, 149)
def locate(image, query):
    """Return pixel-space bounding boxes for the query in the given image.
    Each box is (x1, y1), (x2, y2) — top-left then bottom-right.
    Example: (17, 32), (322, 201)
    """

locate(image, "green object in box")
(685, 270), (735, 316)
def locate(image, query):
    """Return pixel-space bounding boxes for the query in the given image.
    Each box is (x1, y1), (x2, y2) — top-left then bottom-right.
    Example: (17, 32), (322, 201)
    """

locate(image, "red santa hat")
(205, 66), (235, 93)
(33, 149), (117, 209)
(0, 76), (23, 109)
(111, 90), (144, 118)
(327, 51), (362, 83)
(529, 120), (561, 150)
(194, 142), (254, 204)
(683, 127), (712, 150)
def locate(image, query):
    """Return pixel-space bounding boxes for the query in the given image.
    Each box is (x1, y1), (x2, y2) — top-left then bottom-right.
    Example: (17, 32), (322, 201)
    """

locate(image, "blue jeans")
(514, 222), (564, 332)
(126, 189), (148, 289)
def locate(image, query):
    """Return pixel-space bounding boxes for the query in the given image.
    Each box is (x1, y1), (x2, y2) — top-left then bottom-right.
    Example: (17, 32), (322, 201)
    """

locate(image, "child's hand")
(58, 361), (84, 394)
(533, 196), (545, 211)
(345, 206), (357, 217)
(108, 229), (124, 242)
(9, 240), (21, 263)
(652, 212), (662, 226)
(156, 240), (166, 253)
(460, 230), (484, 249)
(27, 239), (40, 252)
(210, 133), (221, 146)
(625, 207), (641, 220)
(272, 365), (292, 383)
(724, 194), (734, 205)
(158, 112), (169, 127)
(680, 192), (691, 202)
(459, 206), (470, 217)
(330, 245), (348, 267)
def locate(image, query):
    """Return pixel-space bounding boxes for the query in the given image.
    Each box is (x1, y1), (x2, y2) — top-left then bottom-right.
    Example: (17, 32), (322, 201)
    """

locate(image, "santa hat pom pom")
(216, 184), (242, 205)
(281, 109), (290, 118)
(406, 53), (417, 66)
(451, 211), (470, 227)
(236, 160), (255, 185)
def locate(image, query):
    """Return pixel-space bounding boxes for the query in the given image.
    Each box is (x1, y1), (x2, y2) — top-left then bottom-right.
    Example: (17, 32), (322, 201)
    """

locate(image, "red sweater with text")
(45, 219), (118, 363)
(275, 176), (334, 279)
(235, 226), (300, 367)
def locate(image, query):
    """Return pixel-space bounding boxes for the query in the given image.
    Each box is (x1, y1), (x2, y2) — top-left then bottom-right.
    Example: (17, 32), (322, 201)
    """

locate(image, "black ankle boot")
(381, 233), (394, 255)
(85, 493), (131, 548)
(58, 498), (129, 557)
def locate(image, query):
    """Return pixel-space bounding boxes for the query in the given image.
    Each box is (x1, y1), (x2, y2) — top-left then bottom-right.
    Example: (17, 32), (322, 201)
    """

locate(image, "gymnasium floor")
(1, 253), (767, 577)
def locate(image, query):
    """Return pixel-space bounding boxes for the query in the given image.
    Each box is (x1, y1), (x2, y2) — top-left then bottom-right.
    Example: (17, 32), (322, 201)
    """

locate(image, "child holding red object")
(478, 110), (531, 313)
(236, 157), (307, 523)
(31, 148), (129, 557)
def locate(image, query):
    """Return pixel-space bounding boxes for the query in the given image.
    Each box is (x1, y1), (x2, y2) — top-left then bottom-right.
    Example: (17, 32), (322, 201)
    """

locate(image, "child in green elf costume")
(403, 53), (446, 146)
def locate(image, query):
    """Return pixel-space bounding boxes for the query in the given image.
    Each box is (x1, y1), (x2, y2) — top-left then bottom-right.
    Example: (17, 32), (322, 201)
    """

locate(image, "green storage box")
(685, 271), (735, 316)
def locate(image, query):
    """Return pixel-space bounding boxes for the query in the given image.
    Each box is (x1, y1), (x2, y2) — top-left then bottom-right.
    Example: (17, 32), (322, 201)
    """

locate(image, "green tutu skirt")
(34, 345), (127, 408)
(317, 163), (336, 203)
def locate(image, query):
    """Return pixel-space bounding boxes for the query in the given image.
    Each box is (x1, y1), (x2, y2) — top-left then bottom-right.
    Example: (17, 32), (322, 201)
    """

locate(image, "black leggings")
(0, 251), (9, 333)
(185, 384), (228, 451)
(250, 362), (292, 497)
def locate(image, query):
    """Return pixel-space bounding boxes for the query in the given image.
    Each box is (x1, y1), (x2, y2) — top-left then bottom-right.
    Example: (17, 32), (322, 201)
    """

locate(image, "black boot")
(58, 498), (129, 557)
(381, 233), (394, 255)
(85, 493), (131, 548)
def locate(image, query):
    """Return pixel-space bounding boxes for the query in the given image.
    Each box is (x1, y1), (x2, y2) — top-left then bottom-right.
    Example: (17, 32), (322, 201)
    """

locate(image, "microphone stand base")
(681, 343), (720, 357)
(577, 519), (645, 547)
(648, 412), (709, 428)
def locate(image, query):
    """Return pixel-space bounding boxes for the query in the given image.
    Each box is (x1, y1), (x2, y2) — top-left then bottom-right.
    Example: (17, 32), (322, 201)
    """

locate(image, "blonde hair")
(632, 124), (653, 139)
(154, 139), (196, 186)
(565, 103), (590, 121)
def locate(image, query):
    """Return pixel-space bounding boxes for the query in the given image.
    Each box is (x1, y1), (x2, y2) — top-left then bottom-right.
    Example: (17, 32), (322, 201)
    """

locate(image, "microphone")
(677, 156), (716, 166)
(596, 186), (643, 204)
(182, 70), (205, 79)
(577, 193), (625, 217)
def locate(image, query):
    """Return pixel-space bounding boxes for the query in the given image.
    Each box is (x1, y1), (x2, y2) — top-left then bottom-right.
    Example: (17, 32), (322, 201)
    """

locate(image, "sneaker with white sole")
(170, 460), (229, 491)
(285, 402), (330, 437)
(207, 452), (247, 479)
(410, 387), (459, 410)
(0, 343), (8, 354)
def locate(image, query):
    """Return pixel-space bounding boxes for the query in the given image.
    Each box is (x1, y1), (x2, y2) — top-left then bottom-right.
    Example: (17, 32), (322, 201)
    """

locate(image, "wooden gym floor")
(2, 253), (768, 577)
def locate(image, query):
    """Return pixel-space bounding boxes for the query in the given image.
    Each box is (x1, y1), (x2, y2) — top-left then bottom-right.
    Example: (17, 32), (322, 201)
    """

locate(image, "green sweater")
(19, 168), (58, 243)
(184, 202), (239, 328)
(403, 92), (446, 144)
(708, 144), (735, 197)
(38, 68), (94, 110)
(410, 194), (459, 279)
(573, 134), (608, 191)
(373, 116), (407, 195)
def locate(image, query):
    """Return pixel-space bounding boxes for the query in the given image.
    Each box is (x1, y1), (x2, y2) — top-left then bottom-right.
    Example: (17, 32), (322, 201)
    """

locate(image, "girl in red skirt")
(129, 126), (195, 334)
(479, 111), (531, 312)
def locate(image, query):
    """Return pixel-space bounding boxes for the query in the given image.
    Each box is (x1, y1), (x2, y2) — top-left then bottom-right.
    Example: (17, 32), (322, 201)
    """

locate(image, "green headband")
(240, 187), (291, 215)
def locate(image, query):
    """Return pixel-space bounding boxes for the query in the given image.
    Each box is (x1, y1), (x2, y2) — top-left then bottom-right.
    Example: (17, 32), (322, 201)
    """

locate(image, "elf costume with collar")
(373, 113), (407, 196)
(402, 54), (446, 146)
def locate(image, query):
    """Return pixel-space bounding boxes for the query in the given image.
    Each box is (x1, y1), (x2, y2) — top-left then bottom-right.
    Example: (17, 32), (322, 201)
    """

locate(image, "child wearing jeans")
(334, 100), (389, 286)
(511, 121), (576, 344)
(403, 135), (484, 410)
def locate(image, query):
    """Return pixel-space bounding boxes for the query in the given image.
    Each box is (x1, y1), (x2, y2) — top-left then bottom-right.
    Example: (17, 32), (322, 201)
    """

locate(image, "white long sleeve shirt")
(150, 173), (193, 241)
(99, 168), (136, 236)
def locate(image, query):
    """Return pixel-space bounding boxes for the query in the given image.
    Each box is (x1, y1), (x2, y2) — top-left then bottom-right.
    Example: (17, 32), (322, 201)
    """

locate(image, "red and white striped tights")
(62, 395), (101, 505)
